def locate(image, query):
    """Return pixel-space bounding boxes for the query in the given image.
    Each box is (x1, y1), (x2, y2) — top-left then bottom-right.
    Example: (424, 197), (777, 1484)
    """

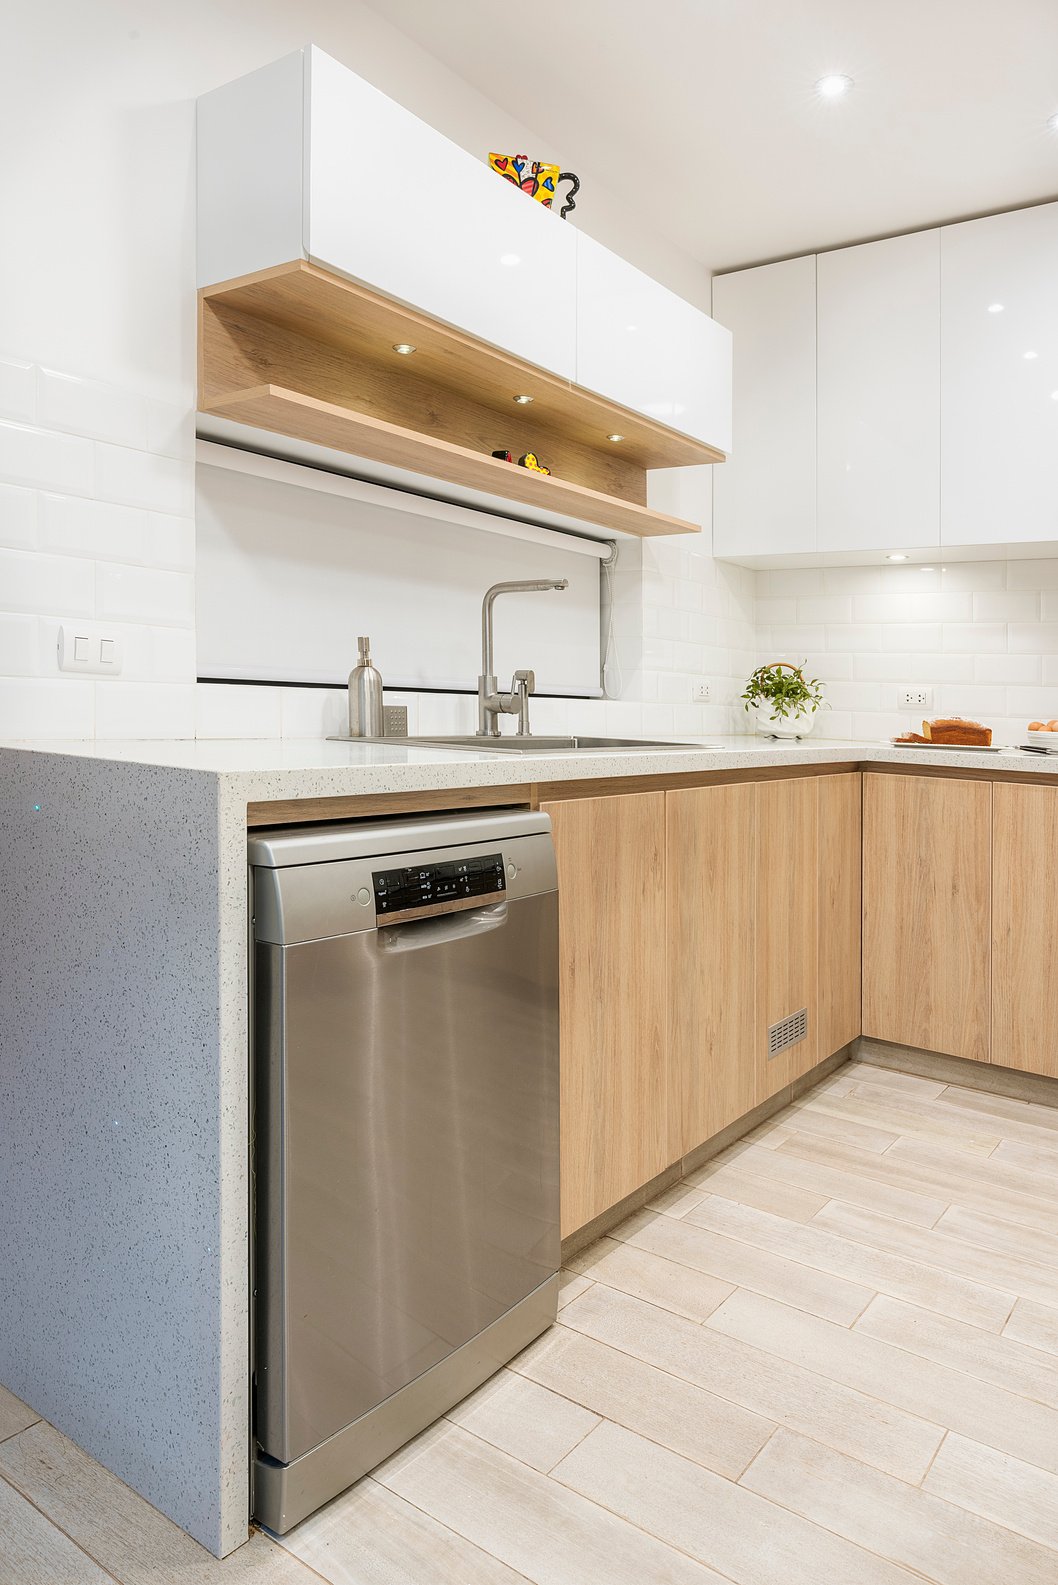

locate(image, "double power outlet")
(899, 687), (934, 710)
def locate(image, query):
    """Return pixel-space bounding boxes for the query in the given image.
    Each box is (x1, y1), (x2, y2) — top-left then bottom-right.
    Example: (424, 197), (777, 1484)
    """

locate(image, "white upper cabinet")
(575, 233), (732, 450)
(197, 47), (577, 381)
(197, 47), (730, 455)
(941, 201), (1058, 546)
(711, 256), (816, 558)
(817, 229), (940, 553)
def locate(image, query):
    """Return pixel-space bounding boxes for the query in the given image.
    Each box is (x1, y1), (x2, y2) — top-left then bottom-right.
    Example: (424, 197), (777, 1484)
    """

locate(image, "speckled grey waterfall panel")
(0, 748), (248, 1556)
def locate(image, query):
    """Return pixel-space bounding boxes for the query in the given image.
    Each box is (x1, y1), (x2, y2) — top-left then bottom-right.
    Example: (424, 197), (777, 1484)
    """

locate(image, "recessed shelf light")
(886, 553), (908, 562)
(1024, 350), (1039, 360)
(513, 393), (534, 405)
(607, 433), (624, 443)
(920, 566), (935, 573)
(392, 342), (416, 356)
(815, 73), (854, 99)
(500, 252), (521, 267)
(987, 303), (1005, 314)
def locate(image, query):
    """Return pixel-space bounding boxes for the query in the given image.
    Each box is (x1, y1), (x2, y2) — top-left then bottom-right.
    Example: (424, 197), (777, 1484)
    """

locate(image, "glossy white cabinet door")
(817, 230), (940, 553)
(575, 233), (732, 450)
(307, 50), (577, 381)
(711, 256), (816, 558)
(941, 202), (1058, 545)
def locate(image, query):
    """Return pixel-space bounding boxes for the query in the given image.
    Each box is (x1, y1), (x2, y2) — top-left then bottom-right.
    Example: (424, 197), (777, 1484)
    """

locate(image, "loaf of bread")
(893, 732), (930, 744)
(921, 717), (992, 746)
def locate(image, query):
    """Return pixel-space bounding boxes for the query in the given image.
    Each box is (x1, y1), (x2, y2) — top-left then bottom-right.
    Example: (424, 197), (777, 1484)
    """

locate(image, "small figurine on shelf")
(491, 449), (513, 462)
(518, 452), (551, 475)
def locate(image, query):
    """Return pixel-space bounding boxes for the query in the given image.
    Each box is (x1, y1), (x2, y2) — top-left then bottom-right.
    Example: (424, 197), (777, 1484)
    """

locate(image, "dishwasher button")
(356, 887), (371, 905)
(506, 862), (517, 881)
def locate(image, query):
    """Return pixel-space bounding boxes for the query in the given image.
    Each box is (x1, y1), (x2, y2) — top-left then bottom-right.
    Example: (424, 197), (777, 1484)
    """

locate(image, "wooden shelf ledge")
(204, 384), (700, 538)
(198, 260), (720, 538)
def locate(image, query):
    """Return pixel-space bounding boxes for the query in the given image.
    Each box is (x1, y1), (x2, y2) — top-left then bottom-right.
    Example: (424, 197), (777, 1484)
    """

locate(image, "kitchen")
(2, 3), (1058, 1582)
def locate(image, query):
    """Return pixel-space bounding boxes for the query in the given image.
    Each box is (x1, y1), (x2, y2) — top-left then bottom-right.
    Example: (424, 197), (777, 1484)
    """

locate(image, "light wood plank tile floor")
(5, 1058), (1058, 1583)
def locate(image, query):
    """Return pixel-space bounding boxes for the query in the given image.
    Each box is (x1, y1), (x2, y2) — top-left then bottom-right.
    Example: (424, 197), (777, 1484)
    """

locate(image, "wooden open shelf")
(198, 261), (722, 538)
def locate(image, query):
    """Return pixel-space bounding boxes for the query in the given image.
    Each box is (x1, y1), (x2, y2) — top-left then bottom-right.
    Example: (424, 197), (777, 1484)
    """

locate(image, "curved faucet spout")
(478, 579), (568, 737)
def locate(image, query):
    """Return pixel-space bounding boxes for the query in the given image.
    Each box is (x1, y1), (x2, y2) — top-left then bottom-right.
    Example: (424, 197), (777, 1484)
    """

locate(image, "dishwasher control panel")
(372, 851), (506, 922)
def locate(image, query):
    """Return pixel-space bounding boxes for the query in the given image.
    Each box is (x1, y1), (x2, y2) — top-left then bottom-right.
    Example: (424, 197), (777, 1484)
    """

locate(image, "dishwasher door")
(250, 813), (559, 1528)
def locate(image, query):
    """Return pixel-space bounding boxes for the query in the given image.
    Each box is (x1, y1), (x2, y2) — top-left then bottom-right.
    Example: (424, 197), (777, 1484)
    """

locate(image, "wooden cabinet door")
(992, 783), (1058, 1077)
(668, 782), (757, 1151)
(542, 793), (672, 1237)
(863, 773), (991, 1062)
(817, 772), (863, 1063)
(756, 776), (820, 1095)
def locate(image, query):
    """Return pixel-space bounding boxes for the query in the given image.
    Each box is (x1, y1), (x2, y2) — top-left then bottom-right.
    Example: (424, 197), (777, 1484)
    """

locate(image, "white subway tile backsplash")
(0, 420), (93, 495)
(796, 595), (853, 625)
(0, 358), (36, 423)
(0, 677), (93, 739)
(37, 369), (149, 449)
(0, 613), (38, 675)
(0, 548), (95, 616)
(972, 590), (1040, 622)
(0, 483), (37, 549)
(146, 399), (195, 461)
(149, 513), (195, 572)
(941, 561), (1006, 592)
(1008, 623), (1058, 654)
(942, 622), (1006, 652)
(39, 493), (151, 563)
(935, 683), (1007, 716)
(95, 682), (196, 740)
(977, 653), (1042, 685)
(880, 623), (942, 654)
(1008, 560), (1058, 590)
(96, 563), (194, 626)
(823, 623), (887, 654)
(94, 441), (192, 516)
(195, 682), (282, 739)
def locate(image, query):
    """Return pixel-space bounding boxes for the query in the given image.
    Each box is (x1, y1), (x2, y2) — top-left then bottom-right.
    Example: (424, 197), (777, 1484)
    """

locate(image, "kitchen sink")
(394, 734), (711, 754)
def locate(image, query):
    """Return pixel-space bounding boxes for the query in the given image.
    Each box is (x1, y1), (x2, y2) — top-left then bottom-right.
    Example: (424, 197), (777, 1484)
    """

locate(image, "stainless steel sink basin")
(395, 734), (710, 755)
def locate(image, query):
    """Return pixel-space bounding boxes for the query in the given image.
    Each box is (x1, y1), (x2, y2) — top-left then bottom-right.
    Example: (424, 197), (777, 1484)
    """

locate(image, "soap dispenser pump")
(348, 636), (384, 738)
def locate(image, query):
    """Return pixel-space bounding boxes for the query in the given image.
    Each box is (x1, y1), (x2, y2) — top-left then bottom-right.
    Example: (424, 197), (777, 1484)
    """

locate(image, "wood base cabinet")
(992, 782), (1058, 1078)
(669, 772), (861, 1155)
(862, 772), (991, 1063)
(542, 792), (675, 1237)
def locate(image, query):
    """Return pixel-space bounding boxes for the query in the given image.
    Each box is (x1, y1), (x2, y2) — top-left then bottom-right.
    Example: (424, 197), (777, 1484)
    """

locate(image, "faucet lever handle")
(512, 669), (536, 694)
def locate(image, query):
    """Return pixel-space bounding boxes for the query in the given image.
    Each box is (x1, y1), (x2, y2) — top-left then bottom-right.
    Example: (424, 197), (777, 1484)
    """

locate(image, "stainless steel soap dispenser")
(348, 636), (384, 737)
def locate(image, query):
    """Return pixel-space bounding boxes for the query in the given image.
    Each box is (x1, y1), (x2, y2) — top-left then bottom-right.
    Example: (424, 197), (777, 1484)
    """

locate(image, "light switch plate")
(57, 623), (124, 676)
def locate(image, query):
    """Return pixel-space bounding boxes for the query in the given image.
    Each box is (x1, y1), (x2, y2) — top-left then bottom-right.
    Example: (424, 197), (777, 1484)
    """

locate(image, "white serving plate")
(889, 739), (1002, 752)
(1026, 730), (1058, 752)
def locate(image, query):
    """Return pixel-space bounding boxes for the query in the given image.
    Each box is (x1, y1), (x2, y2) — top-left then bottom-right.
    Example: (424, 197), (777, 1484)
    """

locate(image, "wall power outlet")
(692, 680), (713, 704)
(899, 687), (934, 709)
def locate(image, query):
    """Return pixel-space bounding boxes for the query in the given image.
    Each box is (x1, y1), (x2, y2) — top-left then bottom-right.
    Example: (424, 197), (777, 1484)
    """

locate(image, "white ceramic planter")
(747, 700), (818, 739)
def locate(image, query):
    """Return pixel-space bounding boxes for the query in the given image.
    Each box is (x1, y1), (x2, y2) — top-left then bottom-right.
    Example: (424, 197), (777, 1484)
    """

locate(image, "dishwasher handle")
(376, 900), (508, 953)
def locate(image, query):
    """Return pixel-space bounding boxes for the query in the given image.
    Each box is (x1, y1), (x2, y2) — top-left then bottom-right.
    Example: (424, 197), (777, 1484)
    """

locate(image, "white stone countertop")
(3, 732), (1057, 801)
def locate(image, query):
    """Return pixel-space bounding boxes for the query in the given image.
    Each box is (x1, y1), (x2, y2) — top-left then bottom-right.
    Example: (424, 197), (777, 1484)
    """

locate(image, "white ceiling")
(365, 0), (1058, 273)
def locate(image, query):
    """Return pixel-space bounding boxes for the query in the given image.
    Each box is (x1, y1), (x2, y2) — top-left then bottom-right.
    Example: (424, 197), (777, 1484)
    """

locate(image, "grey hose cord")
(601, 541), (623, 699)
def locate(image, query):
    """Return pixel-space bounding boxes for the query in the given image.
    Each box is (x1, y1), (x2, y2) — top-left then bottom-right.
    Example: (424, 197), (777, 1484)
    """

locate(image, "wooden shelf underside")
(203, 384), (701, 538)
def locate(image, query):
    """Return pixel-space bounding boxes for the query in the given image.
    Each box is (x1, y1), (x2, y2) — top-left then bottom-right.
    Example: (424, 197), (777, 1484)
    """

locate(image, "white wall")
(0, 0), (727, 742)
(755, 559), (1058, 743)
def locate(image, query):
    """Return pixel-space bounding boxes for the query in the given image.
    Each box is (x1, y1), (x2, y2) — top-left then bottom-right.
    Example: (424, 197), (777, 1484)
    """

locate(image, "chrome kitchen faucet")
(477, 579), (568, 737)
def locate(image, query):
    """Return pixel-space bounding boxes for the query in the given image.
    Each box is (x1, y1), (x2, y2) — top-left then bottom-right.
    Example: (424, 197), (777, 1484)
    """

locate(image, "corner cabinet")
(862, 773), (991, 1063)
(196, 48), (731, 539)
(670, 773), (861, 1151)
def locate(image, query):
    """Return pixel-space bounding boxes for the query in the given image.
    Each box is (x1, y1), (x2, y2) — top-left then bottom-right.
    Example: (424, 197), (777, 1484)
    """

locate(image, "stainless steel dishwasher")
(248, 809), (560, 1534)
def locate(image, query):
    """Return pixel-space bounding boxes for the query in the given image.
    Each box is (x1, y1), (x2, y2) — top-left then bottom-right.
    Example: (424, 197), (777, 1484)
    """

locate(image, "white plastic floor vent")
(768, 1007), (807, 1058)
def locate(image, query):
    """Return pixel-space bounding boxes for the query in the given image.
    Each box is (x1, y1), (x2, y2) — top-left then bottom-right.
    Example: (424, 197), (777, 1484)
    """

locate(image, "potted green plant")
(742, 660), (827, 738)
